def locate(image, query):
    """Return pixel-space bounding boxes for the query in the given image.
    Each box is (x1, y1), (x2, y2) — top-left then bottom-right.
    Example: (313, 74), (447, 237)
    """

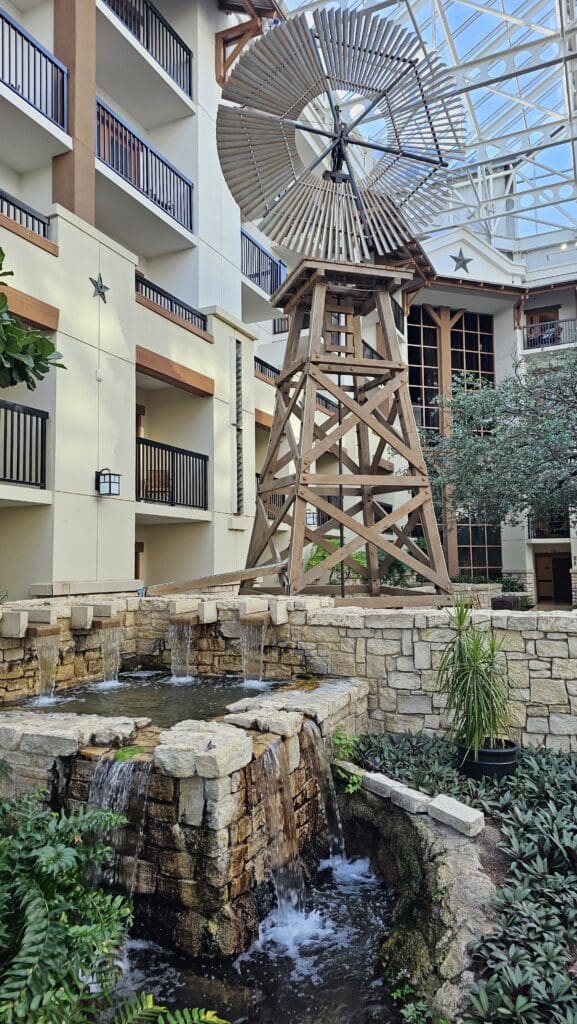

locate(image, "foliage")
(500, 577), (525, 593)
(304, 540), (414, 587)
(114, 747), (146, 763)
(423, 355), (577, 525)
(0, 248), (64, 390)
(436, 601), (510, 757)
(331, 726), (364, 792)
(0, 789), (229, 1024)
(348, 732), (577, 1024)
(451, 573), (494, 584)
(390, 970), (450, 1023)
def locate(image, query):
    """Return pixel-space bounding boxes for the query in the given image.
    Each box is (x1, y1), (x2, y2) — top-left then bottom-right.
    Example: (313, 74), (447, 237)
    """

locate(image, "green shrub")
(500, 577), (525, 593)
(0, 249), (64, 390)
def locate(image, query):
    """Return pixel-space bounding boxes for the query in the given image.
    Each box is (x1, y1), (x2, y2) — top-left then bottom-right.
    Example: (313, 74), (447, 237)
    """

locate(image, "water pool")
(21, 672), (282, 729)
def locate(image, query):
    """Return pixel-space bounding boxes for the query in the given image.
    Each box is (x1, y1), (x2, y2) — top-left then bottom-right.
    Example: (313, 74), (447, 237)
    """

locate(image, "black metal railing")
(528, 513), (571, 539)
(0, 187), (49, 238)
(0, 7), (68, 129)
(0, 399), (48, 488)
(254, 355), (280, 381)
(135, 274), (206, 331)
(523, 318), (577, 350)
(96, 100), (193, 231)
(136, 437), (208, 508)
(272, 311), (310, 334)
(317, 393), (338, 412)
(102, 0), (192, 97)
(392, 294), (404, 334)
(241, 231), (286, 295)
(256, 473), (284, 520)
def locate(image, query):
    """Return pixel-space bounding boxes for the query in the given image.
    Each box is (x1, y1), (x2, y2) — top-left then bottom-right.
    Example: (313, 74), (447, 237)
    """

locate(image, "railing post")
(170, 447), (176, 506)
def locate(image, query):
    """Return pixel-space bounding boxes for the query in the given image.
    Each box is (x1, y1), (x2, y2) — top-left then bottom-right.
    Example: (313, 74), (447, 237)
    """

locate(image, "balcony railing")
(392, 295), (404, 334)
(136, 437), (208, 509)
(102, 0), (192, 97)
(528, 513), (571, 539)
(255, 473), (284, 520)
(254, 355), (280, 381)
(523, 318), (577, 350)
(241, 231), (286, 295)
(96, 100), (193, 231)
(0, 7), (67, 129)
(0, 398), (48, 488)
(273, 311), (311, 334)
(135, 274), (207, 331)
(0, 187), (49, 238)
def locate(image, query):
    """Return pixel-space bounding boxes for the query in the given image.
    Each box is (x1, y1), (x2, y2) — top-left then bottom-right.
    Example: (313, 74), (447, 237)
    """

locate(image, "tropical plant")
(0, 248), (64, 390)
(436, 601), (510, 757)
(304, 540), (414, 586)
(0, 789), (229, 1024)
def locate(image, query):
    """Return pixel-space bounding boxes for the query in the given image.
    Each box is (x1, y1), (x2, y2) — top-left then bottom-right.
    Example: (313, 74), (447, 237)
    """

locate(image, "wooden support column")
(53, 0), (96, 223)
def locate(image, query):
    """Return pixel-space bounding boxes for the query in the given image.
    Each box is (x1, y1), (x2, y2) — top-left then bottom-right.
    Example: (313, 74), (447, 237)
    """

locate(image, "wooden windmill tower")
(217, 9), (464, 605)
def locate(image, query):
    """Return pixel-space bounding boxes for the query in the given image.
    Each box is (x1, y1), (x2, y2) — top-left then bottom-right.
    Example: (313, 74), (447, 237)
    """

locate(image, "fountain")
(88, 756), (151, 887)
(239, 615), (267, 685)
(258, 738), (305, 924)
(303, 719), (346, 858)
(168, 619), (193, 681)
(33, 633), (60, 705)
(100, 627), (122, 686)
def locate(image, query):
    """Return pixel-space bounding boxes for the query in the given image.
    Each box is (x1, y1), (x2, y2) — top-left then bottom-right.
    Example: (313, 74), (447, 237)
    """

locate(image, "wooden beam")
(147, 561), (287, 596)
(135, 346), (214, 397)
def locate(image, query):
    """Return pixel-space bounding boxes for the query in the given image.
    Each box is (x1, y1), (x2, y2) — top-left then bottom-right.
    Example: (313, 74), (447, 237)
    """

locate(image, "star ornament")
(450, 248), (473, 274)
(90, 273), (109, 302)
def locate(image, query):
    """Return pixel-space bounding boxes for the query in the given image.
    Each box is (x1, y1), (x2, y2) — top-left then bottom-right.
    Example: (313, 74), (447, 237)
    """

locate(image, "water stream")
(100, 627), (122, 685)
(168, 619), (193, 681)
(303, 719), (346, 858)
(239, 618), (267, 684)
(88, 757), (151, 887)
(31, 634), (60, 705)
(258, 738), (305, 924)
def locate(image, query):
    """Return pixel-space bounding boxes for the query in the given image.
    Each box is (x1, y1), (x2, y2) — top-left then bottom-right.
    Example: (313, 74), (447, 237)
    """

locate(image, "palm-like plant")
(437, 600), (510, 759)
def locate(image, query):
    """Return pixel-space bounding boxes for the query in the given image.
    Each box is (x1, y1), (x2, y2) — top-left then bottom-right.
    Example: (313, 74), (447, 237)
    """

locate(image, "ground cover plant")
(346, 733), (577, 1023)
(0, 783), (229, 1024)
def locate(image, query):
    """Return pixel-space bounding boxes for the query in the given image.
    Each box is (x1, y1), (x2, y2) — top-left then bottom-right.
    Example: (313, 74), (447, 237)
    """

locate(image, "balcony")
(0, 398), (48, 496)
(136, 437), (208, 510)
(254, 355), (280, 383)
(135, 274), (208, 334)
(241, 230), (286, 322)
(0, 8), (71, 173)
(0, 187), (49, 239)
(95, 99), (195, 255)
(528, 513), (571, 540)
(523, 318), (577, 351)
(96, 0), (194, 129)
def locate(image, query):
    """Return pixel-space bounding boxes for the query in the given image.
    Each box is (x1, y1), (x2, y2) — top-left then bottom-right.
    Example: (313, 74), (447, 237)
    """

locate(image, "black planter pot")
(457, 739), (519, 782)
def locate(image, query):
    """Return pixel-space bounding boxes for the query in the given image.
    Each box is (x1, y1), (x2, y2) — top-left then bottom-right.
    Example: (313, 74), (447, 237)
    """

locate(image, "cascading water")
(258, 738), (305, 924)
(88, 756), (151, 887)
(168, 619), (193, 681)
(32, 634), (60, 705)
(239, 616), (267, 686)
(100, 627), (122, 686)
(302, 719), (346, 858)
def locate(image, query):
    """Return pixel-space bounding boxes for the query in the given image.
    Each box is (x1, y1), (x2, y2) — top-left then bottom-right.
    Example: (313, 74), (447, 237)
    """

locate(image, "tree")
(425, 352), (577, 526)
(0, 249), (64, 389)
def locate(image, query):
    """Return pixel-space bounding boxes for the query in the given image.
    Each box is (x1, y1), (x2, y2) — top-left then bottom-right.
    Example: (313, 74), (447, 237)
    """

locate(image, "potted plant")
(437, 600), (519, 781)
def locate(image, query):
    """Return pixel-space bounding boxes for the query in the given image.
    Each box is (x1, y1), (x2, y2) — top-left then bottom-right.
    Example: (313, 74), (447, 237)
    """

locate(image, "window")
(450, 311), (494, 385)
(407, 305), (440, 431)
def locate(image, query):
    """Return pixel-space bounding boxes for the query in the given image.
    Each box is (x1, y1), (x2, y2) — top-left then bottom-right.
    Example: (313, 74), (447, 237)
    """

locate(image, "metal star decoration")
(90, 273), (109, 302)
(450, 248), (473, 273)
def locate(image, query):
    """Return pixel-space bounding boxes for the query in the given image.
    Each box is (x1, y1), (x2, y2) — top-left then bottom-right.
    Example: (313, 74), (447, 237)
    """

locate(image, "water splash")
(302, 719), (346, 858)
(258, 738), (305, 924)
(88, 756), (151, 887)
(240, 617), (267, 684)
(168, 620), (193, 681)
(33, 633), (60, 703)
(100, 627), (122, 683)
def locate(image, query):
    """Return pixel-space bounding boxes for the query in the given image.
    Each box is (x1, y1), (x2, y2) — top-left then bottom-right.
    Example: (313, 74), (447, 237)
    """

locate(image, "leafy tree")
(425, 353), (577, 525)
(0, 788), (229, 1024)
(0, 249), (64, 389)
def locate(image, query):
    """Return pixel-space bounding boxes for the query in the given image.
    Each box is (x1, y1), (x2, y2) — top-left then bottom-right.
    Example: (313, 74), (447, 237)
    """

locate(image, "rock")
(362, 772), (398, 799)
(154, 722), (253, 779)
(20, 730), (79, 757)
(427, 795), (485, 836)
(390, 786), (431, 814)
(178, 776), (205, 825)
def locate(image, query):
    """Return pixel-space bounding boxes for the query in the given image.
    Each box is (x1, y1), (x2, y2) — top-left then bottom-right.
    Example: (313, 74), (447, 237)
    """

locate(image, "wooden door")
(553, 555), (571, 603)
(534, 553), (554, 601)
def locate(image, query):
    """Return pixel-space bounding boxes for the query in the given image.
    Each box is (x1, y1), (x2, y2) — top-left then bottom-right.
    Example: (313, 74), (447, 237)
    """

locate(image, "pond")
(118, 854), (395, 1024)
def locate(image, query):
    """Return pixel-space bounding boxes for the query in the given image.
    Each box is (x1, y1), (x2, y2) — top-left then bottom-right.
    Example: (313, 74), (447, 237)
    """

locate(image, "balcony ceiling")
(0, 88), (71, 174)
(95, 163), (197, 257)
(96, 1), (195, 129)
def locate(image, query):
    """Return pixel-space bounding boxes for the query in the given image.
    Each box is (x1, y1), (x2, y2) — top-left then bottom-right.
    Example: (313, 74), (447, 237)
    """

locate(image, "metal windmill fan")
(217, 9), (464, 263)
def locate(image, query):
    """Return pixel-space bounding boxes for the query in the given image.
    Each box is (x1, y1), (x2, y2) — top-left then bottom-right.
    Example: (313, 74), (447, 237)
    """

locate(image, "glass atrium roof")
(278, 0), (577, 245)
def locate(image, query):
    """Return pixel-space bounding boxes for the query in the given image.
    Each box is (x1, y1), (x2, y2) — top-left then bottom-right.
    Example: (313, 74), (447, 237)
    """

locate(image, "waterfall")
(240, 617), (267, 684)
(168, 619), (192, 681)
(100, 627), (122, 683)
(258, 738), (305, 923)
(88, 757), (151, 887)
(303, 719), (346, 858)
(34, 633), (60, 702)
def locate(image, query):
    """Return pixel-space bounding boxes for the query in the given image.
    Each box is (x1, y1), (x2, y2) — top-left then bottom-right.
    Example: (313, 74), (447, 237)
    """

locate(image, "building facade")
(0, 0), (575, 604)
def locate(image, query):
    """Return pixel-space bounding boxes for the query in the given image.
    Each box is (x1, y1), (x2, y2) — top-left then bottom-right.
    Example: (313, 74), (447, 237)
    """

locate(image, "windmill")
(216, 9), (465, 605)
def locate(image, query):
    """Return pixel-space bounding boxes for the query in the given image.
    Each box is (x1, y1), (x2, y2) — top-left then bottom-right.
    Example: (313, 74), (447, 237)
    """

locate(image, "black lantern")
(95, 468), (121, 496)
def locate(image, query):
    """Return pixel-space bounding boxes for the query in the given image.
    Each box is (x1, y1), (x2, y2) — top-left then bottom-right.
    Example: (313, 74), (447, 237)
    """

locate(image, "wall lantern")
(95, 468), (121, 496)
